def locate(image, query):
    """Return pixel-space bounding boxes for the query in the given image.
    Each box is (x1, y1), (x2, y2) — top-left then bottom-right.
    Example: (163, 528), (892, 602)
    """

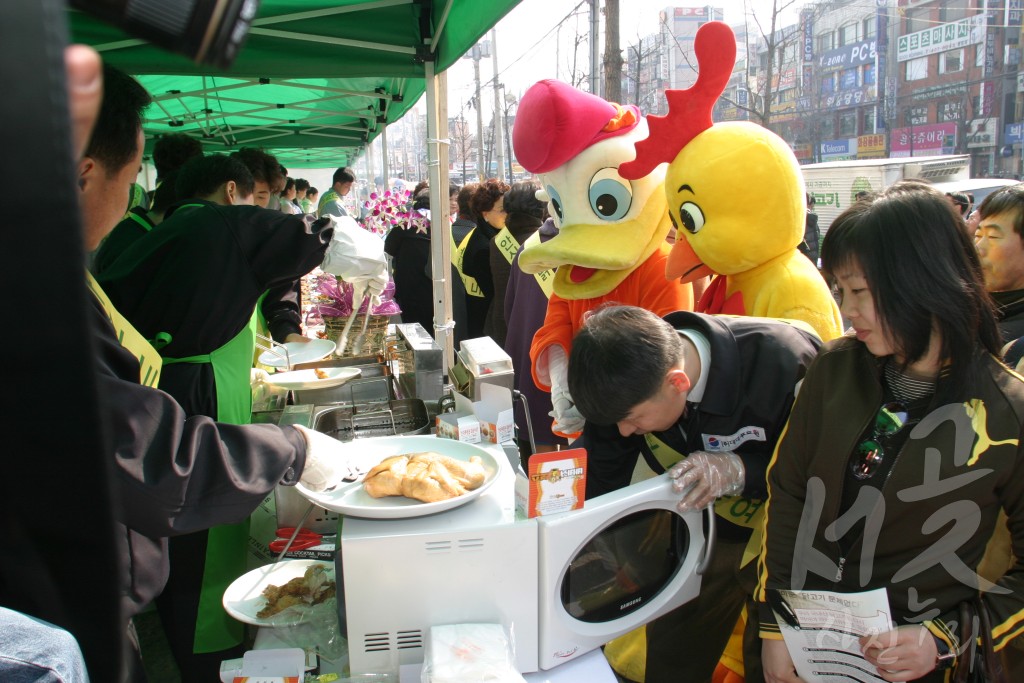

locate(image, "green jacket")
(757, 336), (1024, 658)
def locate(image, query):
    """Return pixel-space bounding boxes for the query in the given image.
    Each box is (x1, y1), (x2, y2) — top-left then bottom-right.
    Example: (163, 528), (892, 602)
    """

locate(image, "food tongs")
(335, 292), (371, 356)
(254, 332), (293, 370)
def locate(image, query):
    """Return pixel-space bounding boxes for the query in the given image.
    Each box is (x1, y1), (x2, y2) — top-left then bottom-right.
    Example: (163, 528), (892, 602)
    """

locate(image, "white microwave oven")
(336, 441), (711, 674)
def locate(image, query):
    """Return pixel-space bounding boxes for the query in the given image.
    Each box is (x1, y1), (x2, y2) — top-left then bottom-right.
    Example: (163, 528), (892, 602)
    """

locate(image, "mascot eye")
(546, 185), (564, 224)
(588, 168), (632, 221)
(678, 201), (705, 234)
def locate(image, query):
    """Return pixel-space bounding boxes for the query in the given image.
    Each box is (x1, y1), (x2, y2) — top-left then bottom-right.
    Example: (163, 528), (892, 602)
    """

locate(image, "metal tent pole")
(425, 60), (454, 373)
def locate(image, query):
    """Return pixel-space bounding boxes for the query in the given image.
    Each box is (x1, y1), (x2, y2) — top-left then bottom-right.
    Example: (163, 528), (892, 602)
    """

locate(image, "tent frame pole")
(425, 61), (454, 374)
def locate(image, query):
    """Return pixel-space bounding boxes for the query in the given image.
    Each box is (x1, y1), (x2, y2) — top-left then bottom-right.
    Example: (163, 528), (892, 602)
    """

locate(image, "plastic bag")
(420, 623), (527, 683)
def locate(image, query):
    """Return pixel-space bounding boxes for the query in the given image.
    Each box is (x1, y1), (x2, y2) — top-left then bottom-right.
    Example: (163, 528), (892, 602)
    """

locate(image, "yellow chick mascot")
(620, 21), (842, 343)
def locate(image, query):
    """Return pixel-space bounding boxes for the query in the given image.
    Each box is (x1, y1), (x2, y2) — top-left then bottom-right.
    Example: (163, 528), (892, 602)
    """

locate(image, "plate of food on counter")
(296, 435), (501, 519)
(222, 559), (336, 627)
(257, 338), (336, 368)
(264, 366), (361, 391)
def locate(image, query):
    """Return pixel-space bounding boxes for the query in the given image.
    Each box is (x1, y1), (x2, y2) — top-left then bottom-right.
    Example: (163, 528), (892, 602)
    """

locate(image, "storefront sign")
(896, 15), (986, 62)
(818, 40), (877, 72)
(910, 82), (967, 102)
(858, 134), (887, 157)
(820, 138), (858, 161)
(889, 122), (957, 156)
(985, 29), (997, 77)
(802, 10), (814, 61)
(1005, 122), (1024, 144)
(1007, 0), (1022, 28)
(967, 118), (999, 148)
(820, 85), (877, 110)
(792, 143), (813, 161)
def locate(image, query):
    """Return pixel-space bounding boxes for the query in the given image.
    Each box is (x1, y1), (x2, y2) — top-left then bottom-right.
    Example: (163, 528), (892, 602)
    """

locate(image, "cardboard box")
(435, 411), (482, 442)
(474, 384), (514, 445)
(514, 448), (587, 518)
(282, 535), (336, 562)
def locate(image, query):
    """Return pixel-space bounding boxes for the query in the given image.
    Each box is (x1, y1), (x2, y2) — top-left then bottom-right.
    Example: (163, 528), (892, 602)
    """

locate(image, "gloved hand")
(344, 259), (389, 308)
(320, 216), (389, 306)
(544, 345), (584, 436)
(292, 425), (349, 492)
(668, 451), (745, 513)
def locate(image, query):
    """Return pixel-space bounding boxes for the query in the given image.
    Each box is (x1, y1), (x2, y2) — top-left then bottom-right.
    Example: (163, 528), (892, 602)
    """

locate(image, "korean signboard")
(858, 134), (887, 158)
(889, 122), (957, 156)
(820, 138), (857, 161)
(1007, 0), (1022, 28)
(896, 15), (986, 62)
(818, 40), (878, 72)
(802, 9), (814, 62)
(967, 118), (999, 148)
(1005, 122), (1024, 144)
(820, 85), (877, 110)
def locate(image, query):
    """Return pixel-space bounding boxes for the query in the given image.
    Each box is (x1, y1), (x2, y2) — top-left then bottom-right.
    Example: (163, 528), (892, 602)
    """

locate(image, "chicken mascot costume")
(621, 21), (842, 343)
(511, 80), (693, 440)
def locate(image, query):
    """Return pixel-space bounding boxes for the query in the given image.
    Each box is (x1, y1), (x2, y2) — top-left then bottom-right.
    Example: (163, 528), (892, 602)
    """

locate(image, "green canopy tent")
(70, 0), (523, 364)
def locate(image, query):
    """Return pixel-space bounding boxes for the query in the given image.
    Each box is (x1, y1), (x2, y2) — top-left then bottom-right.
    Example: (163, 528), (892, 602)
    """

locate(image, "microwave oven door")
(536, 473), (712, 669)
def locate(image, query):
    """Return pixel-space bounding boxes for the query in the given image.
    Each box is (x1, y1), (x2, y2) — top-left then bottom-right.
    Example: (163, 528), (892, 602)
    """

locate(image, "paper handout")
(768, 587), (893, 683)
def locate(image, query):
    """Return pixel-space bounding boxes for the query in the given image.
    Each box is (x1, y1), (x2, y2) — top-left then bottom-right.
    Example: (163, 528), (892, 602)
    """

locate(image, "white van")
(929, 178), (1019, 208)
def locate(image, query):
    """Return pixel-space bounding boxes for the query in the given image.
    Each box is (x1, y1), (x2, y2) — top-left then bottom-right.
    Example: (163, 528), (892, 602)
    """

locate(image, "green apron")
(161, 309), (257, 653)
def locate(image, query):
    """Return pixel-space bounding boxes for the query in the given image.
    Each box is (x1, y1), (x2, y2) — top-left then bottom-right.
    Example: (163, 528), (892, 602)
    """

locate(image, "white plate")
(222, 560), (335, 627)
(296, 435), (500, 519)
(258, 339), (336, 368)
(265, 366), (361, 391)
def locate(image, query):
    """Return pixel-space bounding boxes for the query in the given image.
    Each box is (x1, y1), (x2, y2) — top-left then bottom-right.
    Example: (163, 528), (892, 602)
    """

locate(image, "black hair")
(294, 178), (310, 192)
(977, 184), (1024, 238)
(84, 64), (151, 175)
(457, 183), (479, 217)
(821, 180), (1000, 395)
(412, 188), (431, 211)
(230, 148), (284, 189)
(333, 167), (356, 185)
(152, 133), (203, 179)
(175, 154), (255, 200)
(307, 186), (318, 197)
(280, 177), (295, 196)
(947, 191), (970, 217)
(150, 169), (181, 214)
(503, 182), (546, 222)
(568, 305), (684, 425)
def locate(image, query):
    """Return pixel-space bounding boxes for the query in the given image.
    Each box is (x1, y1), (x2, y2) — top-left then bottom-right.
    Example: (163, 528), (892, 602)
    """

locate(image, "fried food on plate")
(256, 564), (336, 619)
(363, 451), (487, 503)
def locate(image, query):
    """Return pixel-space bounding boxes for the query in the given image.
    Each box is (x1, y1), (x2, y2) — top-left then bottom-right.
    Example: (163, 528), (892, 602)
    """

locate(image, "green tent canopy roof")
(70, 0), (519, 168)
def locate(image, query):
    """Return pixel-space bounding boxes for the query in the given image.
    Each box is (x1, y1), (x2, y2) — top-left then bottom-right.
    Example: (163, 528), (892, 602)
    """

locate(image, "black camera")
(69, 0), (259, 68)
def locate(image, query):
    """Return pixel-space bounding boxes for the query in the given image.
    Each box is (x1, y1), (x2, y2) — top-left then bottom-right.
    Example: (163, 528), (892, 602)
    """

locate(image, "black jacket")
(580, 311), (821, 535)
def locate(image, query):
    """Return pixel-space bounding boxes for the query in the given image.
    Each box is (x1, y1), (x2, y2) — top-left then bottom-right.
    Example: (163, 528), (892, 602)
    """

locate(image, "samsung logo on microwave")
(620, 596), (643, 610)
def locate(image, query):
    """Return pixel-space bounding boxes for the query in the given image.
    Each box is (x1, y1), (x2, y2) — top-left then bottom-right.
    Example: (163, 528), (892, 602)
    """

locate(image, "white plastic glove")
(320, 215), (389, 305)
(544, 345), (585, 436)
(344, 259), (389, 308)
(668, 451), (745, 513)
(292, 424), (350, 492)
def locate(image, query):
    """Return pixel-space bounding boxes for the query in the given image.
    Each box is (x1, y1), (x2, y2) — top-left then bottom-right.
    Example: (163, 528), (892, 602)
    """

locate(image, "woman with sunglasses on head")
(755, 180), (1024, 683)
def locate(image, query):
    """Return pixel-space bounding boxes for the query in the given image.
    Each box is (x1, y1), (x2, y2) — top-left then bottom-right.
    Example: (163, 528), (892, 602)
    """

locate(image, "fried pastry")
(363, 451), (486, 503)
(256, 564), (336, 618)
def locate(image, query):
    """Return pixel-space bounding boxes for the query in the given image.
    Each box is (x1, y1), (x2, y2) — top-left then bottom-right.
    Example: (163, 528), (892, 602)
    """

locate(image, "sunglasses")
(851, 401), (910, 480)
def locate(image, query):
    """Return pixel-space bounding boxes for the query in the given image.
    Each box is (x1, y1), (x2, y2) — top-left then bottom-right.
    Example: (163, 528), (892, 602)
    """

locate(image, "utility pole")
(474, 44), (485, 180)
(589, 0), (600, 95)
(491, 29), (506, 181)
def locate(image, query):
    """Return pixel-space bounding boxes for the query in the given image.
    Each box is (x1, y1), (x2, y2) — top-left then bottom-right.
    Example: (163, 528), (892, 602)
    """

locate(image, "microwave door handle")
(696, 505), (716, 576)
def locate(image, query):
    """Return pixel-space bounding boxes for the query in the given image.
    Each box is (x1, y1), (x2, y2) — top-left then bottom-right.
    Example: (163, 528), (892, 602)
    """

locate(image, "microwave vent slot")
(457, 537), (485, 551)
(424, 540), (452, 553)
(363, 632), (391, 652)
(396, 629), (423, 650)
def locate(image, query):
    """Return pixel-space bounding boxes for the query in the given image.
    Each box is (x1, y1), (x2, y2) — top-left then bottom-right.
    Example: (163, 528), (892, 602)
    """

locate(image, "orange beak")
(666, 236), (715, 282)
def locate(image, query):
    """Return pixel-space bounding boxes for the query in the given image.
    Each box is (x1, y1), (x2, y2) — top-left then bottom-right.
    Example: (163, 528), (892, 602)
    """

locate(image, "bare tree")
(625, 32), (661, 112)
(449, 114), (476, 184)
(603, 0), (624, 101)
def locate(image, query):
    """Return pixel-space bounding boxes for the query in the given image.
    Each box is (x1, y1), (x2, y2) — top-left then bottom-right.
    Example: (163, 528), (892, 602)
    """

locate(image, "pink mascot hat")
(512, 79), (641, 174)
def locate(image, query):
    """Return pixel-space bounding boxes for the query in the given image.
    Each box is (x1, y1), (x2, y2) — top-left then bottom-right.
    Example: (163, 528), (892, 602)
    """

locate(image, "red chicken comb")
(620, 21), (737, 180)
